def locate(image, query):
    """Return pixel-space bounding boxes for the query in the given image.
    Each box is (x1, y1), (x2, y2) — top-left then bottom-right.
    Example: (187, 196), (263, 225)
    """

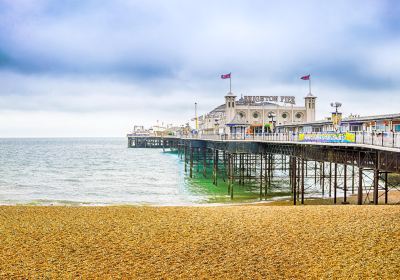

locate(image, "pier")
(127, 133), (400, 205)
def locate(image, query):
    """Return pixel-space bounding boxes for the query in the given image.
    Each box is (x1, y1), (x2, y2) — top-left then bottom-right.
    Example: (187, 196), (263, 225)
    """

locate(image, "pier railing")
(183, 132), (400, 149)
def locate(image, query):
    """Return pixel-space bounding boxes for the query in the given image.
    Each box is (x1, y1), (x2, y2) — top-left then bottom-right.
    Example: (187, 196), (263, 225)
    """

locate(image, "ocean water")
(0, 138), (214, 206)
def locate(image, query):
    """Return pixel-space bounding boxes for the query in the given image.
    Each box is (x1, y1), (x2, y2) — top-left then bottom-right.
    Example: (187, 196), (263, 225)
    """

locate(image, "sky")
(1, 0), (400, 137)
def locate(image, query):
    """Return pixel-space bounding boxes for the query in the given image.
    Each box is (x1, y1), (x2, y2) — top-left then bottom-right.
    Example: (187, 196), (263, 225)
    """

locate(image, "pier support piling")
(301, 158), (305, 205)
(358, 167), (363, 205)
(373, 169), (379, 205)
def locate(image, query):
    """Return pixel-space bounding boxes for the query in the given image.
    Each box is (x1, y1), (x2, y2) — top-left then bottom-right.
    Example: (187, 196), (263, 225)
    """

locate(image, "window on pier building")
(349, 125), (362, 132)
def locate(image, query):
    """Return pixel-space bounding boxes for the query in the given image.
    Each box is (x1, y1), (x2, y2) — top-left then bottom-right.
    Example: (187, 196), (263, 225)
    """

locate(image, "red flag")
(300, 74), (310, 80)
(221, 73), (231, 79)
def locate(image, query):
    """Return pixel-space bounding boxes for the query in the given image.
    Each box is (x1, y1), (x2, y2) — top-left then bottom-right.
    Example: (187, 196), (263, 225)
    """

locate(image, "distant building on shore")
(198, 91), (316, 135)
(128, 123), (183, 137)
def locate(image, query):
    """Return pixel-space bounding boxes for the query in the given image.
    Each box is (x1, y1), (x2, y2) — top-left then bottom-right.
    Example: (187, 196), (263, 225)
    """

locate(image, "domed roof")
(227, 114), (249, 126)
(209, 104), (225, 114)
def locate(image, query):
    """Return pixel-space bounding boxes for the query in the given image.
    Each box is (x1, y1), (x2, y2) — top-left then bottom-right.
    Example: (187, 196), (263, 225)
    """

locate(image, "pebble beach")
(1, 205), (399, 279)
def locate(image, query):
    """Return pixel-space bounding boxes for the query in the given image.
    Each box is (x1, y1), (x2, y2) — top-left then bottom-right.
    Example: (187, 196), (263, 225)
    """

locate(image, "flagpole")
(229, 73), (232, 93)
(309, 77), (311, 94)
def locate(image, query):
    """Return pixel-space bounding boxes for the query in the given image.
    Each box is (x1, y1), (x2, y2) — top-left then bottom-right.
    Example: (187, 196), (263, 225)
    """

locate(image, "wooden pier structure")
(127, 135), (400, 205)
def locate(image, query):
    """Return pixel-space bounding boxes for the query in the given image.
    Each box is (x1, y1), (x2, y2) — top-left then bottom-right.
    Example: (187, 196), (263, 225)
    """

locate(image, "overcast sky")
(1, 0), (400, 137)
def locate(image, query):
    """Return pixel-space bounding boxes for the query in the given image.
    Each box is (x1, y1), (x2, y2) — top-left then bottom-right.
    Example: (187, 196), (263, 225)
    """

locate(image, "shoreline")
(1, 190), (398, 207)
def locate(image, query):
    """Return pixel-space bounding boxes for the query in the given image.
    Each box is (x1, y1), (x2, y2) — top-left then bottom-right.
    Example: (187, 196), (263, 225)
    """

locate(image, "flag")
(300, 74), (310, 80)
(221, 73), (231, 79)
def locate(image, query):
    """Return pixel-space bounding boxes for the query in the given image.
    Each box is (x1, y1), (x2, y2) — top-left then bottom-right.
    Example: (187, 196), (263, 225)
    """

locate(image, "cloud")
(0, 1), (390, 78)
(0, 0), (399, 136)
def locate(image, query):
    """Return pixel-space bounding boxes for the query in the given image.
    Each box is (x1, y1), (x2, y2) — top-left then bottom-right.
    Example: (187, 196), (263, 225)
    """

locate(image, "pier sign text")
(244, 95), (296, 105)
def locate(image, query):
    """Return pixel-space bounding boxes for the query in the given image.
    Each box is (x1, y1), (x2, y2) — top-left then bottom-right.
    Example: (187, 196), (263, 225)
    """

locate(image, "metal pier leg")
(260, 154), (263, 200)
(197, 148), (200, 173)
(268, 154), (272, 192)
(384, 172), (388, 204)
(321, 162), (325, 197)
(228, 154), (231, 195)
(373, 169), (379, 205)
(215, 150), (219, 186)
(246, 154), (248, 186)
(242, 154), (245, 186)
(301, 158), (305, 205)
(264, 154), (268, 197)
(314, 161), (317, 185)
(358, 167), (363, 205)
(329, 162), (332, 197)
(289, 157), (292, 193)
(190, 147), (193, 178)
(352, 165), (355, 194)
(239, 154), (242, 185)
(203, 148), (207, 178)
(297, 158), (300, 201)
(270, 154), (274, 180)
(222, 151), (227, 182)
(212, 149), (216, 185)
(293, 157), (297, 205)
(230, 154), (234, 200)
(184, 145), (187, 173)
(343, 164), (348, 204)
(334, 163), (337, 204)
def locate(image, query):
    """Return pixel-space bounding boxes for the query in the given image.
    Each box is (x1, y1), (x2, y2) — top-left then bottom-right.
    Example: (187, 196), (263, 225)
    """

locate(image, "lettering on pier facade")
(243, 96), (296, 105)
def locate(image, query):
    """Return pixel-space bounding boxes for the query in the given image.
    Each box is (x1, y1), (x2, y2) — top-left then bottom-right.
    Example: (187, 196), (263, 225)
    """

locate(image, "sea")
(0, 138), (215, 206)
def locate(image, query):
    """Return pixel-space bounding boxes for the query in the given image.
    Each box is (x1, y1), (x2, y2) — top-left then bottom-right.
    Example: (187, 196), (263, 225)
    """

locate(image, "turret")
(225, 92), (237, 124)
(305, 93), (316, 122)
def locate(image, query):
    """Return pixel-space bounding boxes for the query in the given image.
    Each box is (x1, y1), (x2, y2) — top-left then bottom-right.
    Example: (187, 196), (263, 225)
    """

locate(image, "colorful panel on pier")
(298, 132), (355, 143)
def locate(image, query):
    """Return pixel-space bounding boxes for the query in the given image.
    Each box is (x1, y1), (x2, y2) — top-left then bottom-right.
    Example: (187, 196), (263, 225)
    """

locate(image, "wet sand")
(0, 205), (399, 279)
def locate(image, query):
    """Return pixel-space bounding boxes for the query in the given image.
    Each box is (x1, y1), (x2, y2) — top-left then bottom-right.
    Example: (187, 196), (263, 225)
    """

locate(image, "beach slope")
(0, 205), (399, 279)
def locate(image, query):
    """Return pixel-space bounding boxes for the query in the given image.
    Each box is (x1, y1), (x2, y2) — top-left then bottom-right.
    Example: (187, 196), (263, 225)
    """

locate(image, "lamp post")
(330, 102), (342, 132)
